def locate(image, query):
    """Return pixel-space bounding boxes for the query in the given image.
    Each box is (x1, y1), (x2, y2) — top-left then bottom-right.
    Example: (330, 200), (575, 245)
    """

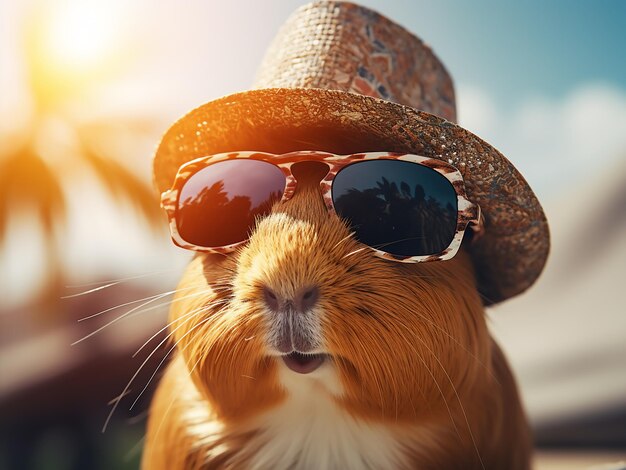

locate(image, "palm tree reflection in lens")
(333, 173), (457, 257)
(176, 161), (285, 248)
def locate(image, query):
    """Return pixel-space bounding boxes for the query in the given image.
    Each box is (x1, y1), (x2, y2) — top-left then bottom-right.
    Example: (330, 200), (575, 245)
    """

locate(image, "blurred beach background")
(0, 0), (624, 468)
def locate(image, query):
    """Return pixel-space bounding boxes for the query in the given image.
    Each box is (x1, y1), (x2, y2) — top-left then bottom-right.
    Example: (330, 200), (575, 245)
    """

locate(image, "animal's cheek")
(185, 307), (284, 401)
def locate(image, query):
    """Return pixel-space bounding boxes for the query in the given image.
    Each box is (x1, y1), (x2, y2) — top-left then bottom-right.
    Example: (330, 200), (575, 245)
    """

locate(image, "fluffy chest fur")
(244, 363), (409, 469)
(178, 361), (414, 469)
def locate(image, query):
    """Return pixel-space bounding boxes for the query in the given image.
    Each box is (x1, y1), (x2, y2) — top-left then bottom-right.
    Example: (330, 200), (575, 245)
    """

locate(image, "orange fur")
(143, 166), (531, 469)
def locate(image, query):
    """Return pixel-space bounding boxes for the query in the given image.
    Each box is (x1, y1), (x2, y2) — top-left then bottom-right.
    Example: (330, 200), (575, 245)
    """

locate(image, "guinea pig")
(142, 158), (532, 469)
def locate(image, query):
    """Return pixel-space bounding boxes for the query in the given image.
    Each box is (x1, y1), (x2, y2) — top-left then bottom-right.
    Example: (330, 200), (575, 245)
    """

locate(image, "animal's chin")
(281, 352), (329, 374)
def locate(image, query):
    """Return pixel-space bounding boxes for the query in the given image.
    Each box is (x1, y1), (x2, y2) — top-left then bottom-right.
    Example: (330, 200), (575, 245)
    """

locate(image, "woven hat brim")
(154, 87), (549, 304)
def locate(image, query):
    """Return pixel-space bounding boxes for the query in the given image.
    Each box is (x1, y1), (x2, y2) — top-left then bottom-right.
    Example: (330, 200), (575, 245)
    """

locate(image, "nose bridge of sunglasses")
(289, 160), (331, 187)
(276, 160), (333, 222)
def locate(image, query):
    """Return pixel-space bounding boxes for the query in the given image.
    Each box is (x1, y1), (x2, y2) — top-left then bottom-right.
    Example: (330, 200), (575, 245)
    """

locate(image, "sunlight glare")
(43, 0), (122, 72)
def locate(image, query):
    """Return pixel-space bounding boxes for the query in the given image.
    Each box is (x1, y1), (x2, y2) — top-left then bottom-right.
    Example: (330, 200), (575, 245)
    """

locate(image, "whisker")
(130, 300), (235, 412)
(341, 246), (369, 260)
(72, 295), (175, 345)
(124, 435), (145, 463)
(65, 269), (178, 289)
(102, 313), (211, 433)
(133, 298), (230, 358)
(369, 235), (433, 250)
(332, 231), (356, 250)
(72, 289), (211, 346)
(393, 305), (498, 383)
(77, 286), (197, 322)
(347, 328), (386, 414)
(144, 307), (244, 450)
(398, 323), (485, 470)
(150, 344), (206, 445)
(195, 313), (245, 369)
(65, 268), (178, 289)
(62, 281), (126, 299)
(76, 278), (220, 322)
(388, 322), (463, 443)
(107, 388), (134, 406)
(132, 310), (200, 360)
(128, 309), (216, 411)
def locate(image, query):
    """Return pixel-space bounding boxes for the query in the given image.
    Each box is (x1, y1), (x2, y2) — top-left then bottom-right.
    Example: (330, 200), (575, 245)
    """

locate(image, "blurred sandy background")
(0, 0), (624, 468)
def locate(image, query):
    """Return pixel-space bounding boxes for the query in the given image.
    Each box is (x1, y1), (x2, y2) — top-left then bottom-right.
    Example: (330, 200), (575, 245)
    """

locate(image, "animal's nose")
(262, 285), (320, 314)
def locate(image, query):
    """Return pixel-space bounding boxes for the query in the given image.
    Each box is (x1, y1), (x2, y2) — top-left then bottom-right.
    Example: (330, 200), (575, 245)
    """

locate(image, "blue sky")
(132, 0), (626, 110)
(368, 0), (626, 105)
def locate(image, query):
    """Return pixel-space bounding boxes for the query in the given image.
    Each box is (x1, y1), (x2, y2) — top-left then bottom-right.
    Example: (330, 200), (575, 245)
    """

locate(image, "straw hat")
(153, 1), (549, 304)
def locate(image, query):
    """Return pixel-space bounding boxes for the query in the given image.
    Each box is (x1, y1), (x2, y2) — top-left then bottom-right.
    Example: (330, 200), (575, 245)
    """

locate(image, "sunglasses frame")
(161, 151), (482, 263)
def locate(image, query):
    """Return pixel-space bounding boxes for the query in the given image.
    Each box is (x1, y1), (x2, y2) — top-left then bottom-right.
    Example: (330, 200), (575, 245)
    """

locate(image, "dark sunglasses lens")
(176, 160), (285, 248)
(332, 160), (457, 257)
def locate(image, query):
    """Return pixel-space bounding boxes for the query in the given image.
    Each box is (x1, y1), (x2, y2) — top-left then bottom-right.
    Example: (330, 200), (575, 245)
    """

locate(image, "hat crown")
(254, 1), (457, 122)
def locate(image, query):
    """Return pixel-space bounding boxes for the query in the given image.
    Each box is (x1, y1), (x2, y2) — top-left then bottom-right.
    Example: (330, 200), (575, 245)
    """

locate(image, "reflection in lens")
(332, 160), (457, 256)
(176, 159), (285, 247)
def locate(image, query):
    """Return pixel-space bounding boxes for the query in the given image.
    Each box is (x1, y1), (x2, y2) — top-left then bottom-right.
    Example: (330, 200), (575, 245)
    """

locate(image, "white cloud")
(457, 83), (626, 200)
(455, 86), (499, 140)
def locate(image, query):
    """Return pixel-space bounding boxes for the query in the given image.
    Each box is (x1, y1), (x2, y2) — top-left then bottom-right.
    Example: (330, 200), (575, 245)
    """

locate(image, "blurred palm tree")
(0, 1), (164, 320)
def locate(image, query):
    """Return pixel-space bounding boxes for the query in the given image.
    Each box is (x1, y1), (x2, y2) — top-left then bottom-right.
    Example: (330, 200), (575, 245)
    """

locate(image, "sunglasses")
(161, 151), (482, 262)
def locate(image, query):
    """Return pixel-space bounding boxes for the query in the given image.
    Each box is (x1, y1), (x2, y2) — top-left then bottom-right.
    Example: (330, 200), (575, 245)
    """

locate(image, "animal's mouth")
(281, 351), (329, 374)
